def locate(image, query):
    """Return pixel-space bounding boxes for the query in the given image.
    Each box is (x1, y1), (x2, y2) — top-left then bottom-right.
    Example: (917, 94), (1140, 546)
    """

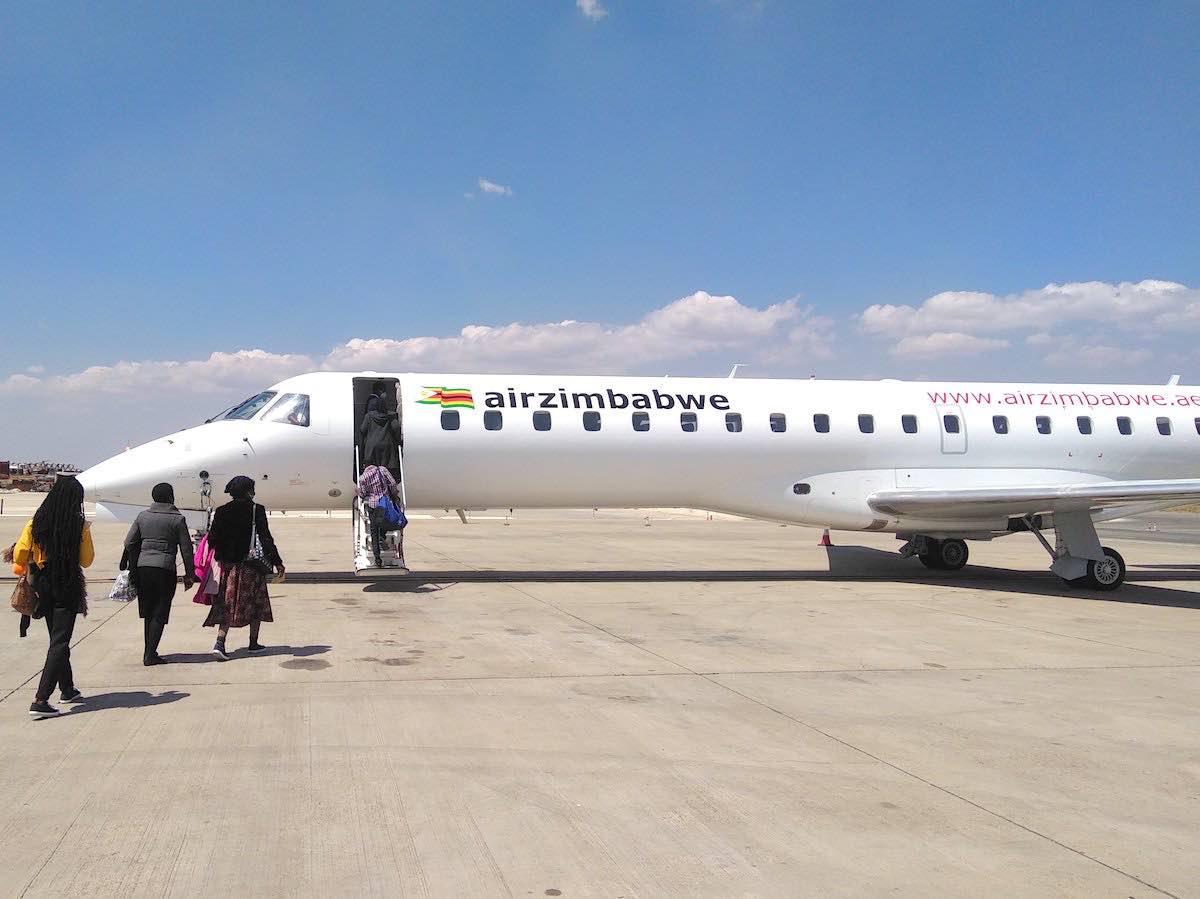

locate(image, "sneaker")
(60, 689), (84, 704)
(212, 641), (230, 661)
(246, 643), (266, 653)
(29, 701), (61, 719)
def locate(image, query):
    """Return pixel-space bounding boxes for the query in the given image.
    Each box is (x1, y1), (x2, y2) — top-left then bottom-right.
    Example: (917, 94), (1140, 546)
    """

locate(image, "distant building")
(1, 461), (79, 490)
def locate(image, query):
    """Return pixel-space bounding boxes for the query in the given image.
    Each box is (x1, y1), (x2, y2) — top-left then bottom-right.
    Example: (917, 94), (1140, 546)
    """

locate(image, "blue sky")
(1, 1), (1198, 462)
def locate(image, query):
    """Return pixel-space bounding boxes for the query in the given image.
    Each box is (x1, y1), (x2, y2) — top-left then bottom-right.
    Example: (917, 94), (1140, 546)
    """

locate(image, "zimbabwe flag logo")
(418, 387), (475, 409)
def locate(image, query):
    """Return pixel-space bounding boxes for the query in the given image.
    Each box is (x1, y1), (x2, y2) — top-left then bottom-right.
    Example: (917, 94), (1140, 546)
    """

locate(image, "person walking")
(123, 483), (195, 665)
(203, 476), (284, 660)
(357, 463), (406, 569)
(360, 387), (403, 477)
(11, 476), (94, 719)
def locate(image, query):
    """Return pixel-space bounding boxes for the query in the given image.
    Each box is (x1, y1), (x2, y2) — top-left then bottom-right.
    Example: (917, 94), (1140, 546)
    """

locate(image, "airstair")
(352, 377), (409, 575)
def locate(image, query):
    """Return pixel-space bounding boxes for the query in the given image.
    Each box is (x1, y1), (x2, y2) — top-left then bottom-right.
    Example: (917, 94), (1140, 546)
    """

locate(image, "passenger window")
(263, 393), (310, 427)
(441, 410), (460, 431)
(484, 410), (503, 431)
(770, 413), (787, 433)
(1077, 416), (1092, 435)
(725, 413), (742, 433)
(583, 411), (601, 432)
(1117, 416), (1133, 435)
(533, 411), (552, 431)
(943, 414), (960, 434)
(632, 412), (650, 432)
(1036, 416), (1052, 435)
(680, 412), (698, 432)
(813, 414), (830, 433)
(993, 415), (1008, 434)
(1157, 417), (1172, 436)
(901, 414), (918, 434)
(858, 414), (874, 434)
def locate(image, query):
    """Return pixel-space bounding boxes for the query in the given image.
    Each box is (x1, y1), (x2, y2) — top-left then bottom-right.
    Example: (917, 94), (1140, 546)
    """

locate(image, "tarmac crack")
(704, 676), (1182, 899)
(0, 598), (135, 705)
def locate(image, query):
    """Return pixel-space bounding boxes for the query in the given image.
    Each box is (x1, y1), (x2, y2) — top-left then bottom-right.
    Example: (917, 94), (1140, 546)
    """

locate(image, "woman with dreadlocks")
(11, 476), (94, 719)
(203, 476), (284, 660)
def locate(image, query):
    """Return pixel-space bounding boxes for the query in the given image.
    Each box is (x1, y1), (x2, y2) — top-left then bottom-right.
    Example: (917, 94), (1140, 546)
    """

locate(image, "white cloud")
(25, 365), (45, 374)
(323, 291), (815, 373)
(477, 178), (513, 197)
(576, 0), (608, 21)
(0, 292), (819, 462)
(860, 280), (1199, 338)
(1, 349), (313, 399)
(892, 332), (1009, 359)
(1041, 340), (1154, 369)
(4, 279), (1194, 465)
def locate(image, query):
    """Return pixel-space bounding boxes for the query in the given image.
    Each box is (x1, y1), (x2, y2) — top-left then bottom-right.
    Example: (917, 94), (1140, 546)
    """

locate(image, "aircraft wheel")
(1086, 546), (1126, 591)
(937, 538), (969, 571)
(917, 539), (943, 569)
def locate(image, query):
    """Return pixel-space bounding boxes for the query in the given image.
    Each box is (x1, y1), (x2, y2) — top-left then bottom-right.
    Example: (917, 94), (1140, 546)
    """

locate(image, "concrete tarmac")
(0, 501), (1198, 897)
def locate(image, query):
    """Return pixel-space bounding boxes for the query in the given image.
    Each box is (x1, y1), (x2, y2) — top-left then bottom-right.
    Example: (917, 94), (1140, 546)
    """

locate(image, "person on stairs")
(357, 463), (406, 569)
(359, 386), (403, 480)
(124, 483), (195, 665)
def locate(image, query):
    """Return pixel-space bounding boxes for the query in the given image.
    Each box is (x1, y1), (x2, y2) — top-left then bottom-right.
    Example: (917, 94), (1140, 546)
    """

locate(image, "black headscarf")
(152, 482), (175, 504)
(224, 476), (256, 500)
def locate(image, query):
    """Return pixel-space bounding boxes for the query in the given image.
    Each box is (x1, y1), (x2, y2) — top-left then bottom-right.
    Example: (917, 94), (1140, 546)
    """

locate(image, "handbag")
(378, 495), (403, 528)
(10, 572), (36, 616)
(246, 505), (273, 575)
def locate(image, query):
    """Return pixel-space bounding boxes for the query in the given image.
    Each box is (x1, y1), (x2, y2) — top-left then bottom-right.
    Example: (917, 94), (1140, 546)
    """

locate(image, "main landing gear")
(920, 538), (969, 570)
(900, 536), (970, 570)
(1022, 511), (1126, 591)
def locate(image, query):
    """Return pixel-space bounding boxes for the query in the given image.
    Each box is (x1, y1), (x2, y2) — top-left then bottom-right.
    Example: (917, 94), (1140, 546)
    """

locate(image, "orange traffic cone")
(818, 528), (833, 547)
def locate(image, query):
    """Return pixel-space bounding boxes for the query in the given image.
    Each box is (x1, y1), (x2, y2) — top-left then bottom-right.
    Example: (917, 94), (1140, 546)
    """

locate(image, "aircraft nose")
(78, 447), (161, 505)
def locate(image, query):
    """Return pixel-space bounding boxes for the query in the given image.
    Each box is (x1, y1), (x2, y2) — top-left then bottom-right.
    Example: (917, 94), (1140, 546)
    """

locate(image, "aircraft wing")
(868, 479), (1200, 519)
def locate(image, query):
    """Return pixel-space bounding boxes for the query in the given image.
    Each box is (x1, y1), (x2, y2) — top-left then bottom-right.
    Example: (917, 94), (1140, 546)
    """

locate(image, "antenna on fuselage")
(1167, 374), (1181, 386)
(728, 363), (746, 378)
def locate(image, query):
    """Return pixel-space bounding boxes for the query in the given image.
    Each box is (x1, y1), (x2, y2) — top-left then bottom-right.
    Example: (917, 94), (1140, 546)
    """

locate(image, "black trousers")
(36, 604), (77, 702)
(368, 506), (388, 562)
(136, 567), (177, 660)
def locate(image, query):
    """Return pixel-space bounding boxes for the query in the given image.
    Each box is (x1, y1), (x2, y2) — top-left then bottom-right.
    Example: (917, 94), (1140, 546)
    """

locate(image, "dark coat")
(124, 503), (194, 573)
(207, 499), (283, 568)
(360, 411), (403, 474)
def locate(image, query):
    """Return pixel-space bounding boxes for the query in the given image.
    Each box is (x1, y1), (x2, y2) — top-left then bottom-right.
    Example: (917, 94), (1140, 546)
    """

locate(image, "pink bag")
(192, 534), (218, 605)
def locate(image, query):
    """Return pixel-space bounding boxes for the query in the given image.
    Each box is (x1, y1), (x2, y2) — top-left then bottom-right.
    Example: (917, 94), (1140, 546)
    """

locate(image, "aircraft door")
(935, 404), (967, 454)
(353, 377), (404, 481)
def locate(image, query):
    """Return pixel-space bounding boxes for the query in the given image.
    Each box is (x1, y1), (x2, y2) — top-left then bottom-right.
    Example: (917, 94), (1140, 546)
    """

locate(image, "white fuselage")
(79, 372), (1200, 536)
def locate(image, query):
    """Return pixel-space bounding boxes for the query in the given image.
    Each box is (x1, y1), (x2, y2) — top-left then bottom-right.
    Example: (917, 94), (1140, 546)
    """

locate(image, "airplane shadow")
(349, 546), (1200, 609)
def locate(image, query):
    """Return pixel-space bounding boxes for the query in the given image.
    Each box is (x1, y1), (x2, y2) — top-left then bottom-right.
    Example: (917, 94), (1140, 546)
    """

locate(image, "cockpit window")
(223, 392), (277, 420)
(263, 393), (310, 427)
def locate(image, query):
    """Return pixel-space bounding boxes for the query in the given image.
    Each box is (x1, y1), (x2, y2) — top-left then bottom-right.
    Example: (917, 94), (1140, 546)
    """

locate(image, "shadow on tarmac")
(166, 645), (332, 663)
(347, 546), (1200, 609)
(52, 690), (190, 717)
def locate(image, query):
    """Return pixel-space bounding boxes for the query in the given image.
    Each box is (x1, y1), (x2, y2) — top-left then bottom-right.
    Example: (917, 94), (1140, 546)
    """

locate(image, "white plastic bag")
(109, 570), (137, 602)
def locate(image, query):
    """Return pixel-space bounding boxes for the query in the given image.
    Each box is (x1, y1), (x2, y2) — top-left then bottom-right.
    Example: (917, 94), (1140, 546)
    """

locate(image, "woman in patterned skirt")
(203, 476), (285, 660)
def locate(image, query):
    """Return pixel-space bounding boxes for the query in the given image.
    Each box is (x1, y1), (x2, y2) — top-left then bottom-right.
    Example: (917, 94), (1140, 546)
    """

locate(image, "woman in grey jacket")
(124, 483), (195, 665)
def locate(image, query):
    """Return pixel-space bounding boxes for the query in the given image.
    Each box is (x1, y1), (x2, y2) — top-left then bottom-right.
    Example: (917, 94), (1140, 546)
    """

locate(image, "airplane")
(77, 371), (1200, 589)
